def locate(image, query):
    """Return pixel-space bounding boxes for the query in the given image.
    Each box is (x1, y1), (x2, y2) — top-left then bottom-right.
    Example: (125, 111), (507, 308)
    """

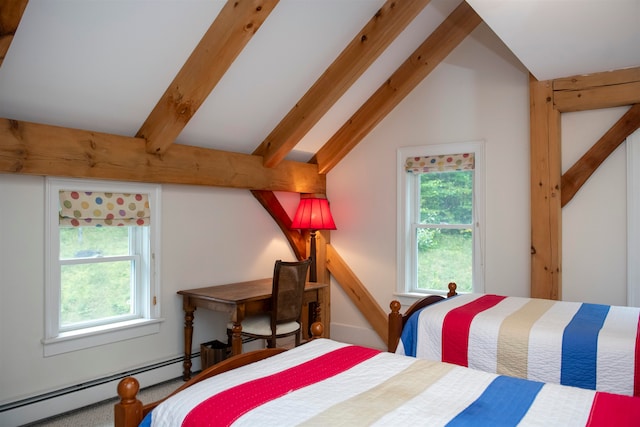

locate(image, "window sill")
(42, 318), (164, 357)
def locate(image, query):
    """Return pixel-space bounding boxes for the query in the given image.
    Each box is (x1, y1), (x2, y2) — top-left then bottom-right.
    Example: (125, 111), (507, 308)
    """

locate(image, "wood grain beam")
(312, 1), (482, 174)
(562, 104), (640, 207)
(554, 81), (640, 112)
(530, 75), (562, 300)
(553, 67), (640, 112)
(0, 0), (29, 67)
(250, 190), (307, 259)
(253, 0), (432, 168)
(137, 0), (278, 155)
(553, 66), (640, 91)
(0, 118), (325, 193)
(326, 244), (387, 342)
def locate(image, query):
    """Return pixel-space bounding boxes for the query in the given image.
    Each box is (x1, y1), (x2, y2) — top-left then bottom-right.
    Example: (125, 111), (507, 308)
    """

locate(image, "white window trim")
(43, 178), (163, 356)
(628, 130), (640, 307)
(396, 141), (485, 304)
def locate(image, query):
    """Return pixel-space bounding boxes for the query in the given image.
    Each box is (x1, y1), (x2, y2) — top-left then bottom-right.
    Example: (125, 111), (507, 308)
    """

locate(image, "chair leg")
(295, 330), (301, 347)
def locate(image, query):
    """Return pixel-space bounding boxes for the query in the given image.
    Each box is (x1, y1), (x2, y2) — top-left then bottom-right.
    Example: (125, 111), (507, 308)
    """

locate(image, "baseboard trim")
(0, 353), (201, 427)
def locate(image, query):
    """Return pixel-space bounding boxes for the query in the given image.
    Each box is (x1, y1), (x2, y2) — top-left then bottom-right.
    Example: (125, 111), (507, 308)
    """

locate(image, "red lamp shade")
(291, 196), (336, 230)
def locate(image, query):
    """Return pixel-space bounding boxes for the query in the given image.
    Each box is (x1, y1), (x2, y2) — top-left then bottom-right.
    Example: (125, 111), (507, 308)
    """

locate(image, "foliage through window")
(397, 143), (484, 296)
(44, 178), (162, 356)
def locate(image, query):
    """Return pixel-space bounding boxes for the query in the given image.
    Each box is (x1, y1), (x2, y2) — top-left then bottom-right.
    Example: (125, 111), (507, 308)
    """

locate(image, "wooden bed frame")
(114, 322), (324, 427)
(387, 282), (457, 352)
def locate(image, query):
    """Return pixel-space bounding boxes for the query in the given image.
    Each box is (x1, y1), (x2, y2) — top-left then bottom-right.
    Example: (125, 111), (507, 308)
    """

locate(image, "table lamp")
(291, 194), (336, 282)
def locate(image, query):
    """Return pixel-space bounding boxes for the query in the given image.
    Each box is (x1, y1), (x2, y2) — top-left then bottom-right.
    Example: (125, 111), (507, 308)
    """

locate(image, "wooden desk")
(177, 278), (328, 380)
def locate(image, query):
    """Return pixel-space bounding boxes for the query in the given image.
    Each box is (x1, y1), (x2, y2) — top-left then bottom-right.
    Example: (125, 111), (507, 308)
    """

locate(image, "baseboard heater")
(0, 352), (200, 426)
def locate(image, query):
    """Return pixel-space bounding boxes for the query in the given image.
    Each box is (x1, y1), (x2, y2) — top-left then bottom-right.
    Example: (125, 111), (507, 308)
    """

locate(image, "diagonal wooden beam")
(326, 244), (388, 342)
(253, 0), (432, 168)
(250, 190), (307, 260)
(138, 0), (279, 156)
(312, 1), (482, 174)
(0, 118), (325, 193)
(0, 0), (29, 67)
(561, 104), (640, 207)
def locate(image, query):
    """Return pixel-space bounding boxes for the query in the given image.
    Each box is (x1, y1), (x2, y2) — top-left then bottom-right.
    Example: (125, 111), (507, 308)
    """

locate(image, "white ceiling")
(0, 0), (638, 163)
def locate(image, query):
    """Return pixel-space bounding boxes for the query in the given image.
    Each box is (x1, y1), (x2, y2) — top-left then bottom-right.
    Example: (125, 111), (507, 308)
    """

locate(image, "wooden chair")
(227, 259), (311, 349)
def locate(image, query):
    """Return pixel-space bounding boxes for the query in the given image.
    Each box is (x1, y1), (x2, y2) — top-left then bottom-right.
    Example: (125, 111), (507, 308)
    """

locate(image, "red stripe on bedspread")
(442, 294), (506, 366)
(635, 314), (640, 397)
(586, 391), (640, 426)
(182, 345), (380, 427)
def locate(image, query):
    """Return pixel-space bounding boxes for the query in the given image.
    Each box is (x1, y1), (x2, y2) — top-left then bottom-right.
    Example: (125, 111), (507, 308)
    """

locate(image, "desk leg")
(231, 322), (242, 356)
(182, 307), (195, 381)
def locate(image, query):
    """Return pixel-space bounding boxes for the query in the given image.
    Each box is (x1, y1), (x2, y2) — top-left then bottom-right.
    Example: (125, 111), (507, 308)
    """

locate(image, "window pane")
(60, 227), (130, 258)
(416, 228), (472, 293)
(60, 260), (134, 327)
(419, 171), (473, 224)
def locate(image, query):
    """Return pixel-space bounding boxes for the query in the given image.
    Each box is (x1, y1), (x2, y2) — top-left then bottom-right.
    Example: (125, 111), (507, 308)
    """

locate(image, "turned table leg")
(182, 305), (195, 381)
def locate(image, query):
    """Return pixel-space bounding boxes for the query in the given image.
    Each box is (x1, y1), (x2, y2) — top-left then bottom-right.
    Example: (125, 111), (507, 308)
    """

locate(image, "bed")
(115, 337), (640, 427)
(388, 289), (640, 397)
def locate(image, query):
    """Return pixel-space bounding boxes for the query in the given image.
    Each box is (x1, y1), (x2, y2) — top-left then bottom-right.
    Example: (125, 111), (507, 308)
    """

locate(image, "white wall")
(0, 176), (299, 408)
(326, 23), (632, 349)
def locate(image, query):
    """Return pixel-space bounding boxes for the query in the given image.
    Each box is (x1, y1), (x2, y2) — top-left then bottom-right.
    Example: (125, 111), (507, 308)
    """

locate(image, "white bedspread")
(143, 339), (640, 427)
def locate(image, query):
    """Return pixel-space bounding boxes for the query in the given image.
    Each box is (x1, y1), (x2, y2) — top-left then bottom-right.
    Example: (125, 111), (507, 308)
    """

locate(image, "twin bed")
(116, 289), (640, 426)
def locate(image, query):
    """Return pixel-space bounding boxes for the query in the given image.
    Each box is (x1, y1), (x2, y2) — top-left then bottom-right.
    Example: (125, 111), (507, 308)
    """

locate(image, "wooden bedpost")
(388, 300), (403, 353)
(447, 282), (457, 297)
(114, 377), (143, 427)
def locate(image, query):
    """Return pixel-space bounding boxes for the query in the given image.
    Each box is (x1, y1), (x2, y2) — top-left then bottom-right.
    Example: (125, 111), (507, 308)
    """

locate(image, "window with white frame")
(43, 178), (162, 356)
(397, 142), (485, 297)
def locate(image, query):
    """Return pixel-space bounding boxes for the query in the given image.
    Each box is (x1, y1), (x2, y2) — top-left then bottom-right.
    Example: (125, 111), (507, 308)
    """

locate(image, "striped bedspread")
(143, 339), (640, 426)
(397, 293), (640, 396)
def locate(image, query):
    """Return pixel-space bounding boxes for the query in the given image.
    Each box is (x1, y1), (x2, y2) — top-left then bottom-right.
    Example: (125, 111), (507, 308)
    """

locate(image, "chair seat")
(227, 315), (300, 336)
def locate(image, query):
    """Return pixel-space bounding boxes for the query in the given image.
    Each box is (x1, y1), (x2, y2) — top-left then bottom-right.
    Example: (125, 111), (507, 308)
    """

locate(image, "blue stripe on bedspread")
(399, 309), (422, 357)
(446, 375), (544, 426)
(561, 303), (610, 390)
(139, 412), (151, 427)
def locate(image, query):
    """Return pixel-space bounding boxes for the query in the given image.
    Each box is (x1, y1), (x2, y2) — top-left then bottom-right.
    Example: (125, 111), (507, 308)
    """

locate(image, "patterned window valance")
(59, 191), (150, 227)
(405, 153), (475, 174)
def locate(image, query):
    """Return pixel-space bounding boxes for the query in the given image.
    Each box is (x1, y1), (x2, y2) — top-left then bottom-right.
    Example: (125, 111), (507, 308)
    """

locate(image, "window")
(43, 178), (162, 356)
(397, 142), (485, 297)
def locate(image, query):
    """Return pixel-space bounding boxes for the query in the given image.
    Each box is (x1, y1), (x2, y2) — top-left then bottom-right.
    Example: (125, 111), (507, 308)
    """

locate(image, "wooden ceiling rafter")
(312, 0), (482, 174)
(0, 118), (325, 193)
(250, 0), (434, 262)
(137, 0), (279, 156)
(0, 0), (29, 67)
(253, 0), (434, 168)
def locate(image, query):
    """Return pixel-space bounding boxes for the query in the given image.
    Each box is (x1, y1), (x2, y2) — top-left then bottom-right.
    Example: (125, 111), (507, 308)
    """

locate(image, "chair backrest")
(271, 259), (311, 327)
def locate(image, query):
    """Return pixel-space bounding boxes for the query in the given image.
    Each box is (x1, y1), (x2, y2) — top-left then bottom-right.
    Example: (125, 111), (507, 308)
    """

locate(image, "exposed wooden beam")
(137, 0), (278, 156)
(0, 118), (325, 193)
(326, 244), (387, 342)
(553, 67), (640, 112)
(312, 1), (482, 174)
(250, 190), (307, 259)
(530, 75), (562, 300)
(0, 0), (29, 67)
(553, 66), (640, 91)
(562, 104), (640, 207)
(253, 0), (433, 168)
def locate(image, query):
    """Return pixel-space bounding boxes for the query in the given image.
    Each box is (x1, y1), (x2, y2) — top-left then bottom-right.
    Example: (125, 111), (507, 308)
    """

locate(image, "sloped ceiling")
(0, 0), (638, 167)
(467, 0), (640, 82)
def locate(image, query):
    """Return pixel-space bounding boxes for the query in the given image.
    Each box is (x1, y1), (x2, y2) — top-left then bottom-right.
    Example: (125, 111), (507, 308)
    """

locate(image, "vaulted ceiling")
(0, 0), (638, 188)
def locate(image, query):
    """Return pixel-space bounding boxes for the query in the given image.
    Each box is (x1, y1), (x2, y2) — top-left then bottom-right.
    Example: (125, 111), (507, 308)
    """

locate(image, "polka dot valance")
(59, 191), (150, 227)
(405, 153), (474, 174)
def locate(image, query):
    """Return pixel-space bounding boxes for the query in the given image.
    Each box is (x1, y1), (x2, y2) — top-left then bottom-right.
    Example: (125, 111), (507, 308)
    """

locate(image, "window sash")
(397, 142), (485, 299)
